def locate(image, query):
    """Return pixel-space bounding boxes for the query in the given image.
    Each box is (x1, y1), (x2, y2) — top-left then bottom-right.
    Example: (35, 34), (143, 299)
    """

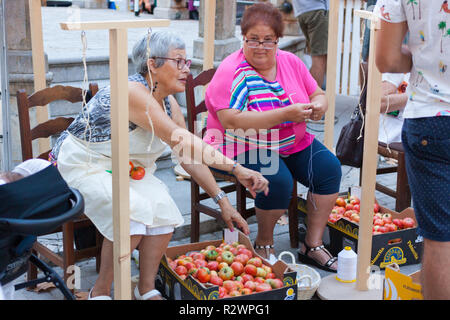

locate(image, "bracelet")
(229, 161), (238, 175)
(213, 190), (227, 204)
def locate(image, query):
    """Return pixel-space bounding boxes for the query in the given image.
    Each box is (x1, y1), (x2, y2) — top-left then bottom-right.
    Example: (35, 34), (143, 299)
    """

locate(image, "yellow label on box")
(383, 266), (423, 300)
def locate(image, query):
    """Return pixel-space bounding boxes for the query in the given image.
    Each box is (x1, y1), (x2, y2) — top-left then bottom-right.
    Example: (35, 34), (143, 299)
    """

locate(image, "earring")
(153, 81), (158, 92)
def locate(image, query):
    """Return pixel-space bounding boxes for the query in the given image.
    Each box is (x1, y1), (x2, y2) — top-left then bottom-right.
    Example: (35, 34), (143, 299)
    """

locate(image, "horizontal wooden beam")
(60, 19), (170, 31)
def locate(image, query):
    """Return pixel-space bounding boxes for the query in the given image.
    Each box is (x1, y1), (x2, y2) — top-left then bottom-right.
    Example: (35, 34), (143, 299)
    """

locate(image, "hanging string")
(357, 63), (366, 141)
(381, 94), (392, 153)
(80, 30), (93, 168)
(144, 28), (157, 156)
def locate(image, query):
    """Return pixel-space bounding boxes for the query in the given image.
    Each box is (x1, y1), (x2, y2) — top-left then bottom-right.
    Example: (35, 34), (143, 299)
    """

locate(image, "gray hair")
(132, 30), (186, 74)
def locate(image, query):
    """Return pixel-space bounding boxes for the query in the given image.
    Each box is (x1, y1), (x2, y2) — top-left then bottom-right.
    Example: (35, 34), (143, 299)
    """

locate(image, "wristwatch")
(213, 190), (227, 204)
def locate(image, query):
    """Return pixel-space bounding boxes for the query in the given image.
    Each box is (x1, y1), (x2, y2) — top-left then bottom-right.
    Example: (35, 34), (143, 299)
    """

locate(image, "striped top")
(204, 49), (318, 158)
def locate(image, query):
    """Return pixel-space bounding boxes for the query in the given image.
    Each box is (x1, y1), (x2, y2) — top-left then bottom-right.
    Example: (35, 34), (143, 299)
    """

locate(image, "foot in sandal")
(297, 241), (338, 273)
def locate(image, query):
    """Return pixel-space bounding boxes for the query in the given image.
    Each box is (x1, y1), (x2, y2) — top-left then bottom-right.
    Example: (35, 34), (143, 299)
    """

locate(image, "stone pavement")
(5, 7), (421, 300)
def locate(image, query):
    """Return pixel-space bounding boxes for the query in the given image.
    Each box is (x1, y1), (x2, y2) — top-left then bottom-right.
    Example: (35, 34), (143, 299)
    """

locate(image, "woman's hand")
(232, 164), (269, 198)
(219, 199), (250, 235)
(285, 103), (314, 123)
(309, 103), (327, 121)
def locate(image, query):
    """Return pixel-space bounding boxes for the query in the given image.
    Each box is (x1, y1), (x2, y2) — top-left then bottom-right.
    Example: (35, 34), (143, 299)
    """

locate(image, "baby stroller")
(0, 165), (84, 300)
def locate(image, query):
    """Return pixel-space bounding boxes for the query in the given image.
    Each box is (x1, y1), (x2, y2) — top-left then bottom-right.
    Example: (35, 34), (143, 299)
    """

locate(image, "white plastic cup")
(336, 246), (357, 283)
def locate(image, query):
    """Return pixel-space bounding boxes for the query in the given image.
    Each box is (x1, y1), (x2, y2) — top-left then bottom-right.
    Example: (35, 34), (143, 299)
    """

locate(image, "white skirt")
(56, 133), (184, 242)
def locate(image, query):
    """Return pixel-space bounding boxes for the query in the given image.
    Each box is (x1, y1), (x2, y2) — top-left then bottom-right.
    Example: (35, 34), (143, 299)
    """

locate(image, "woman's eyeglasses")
(153, 57), (192, 70)
(244, 38), (278, 50)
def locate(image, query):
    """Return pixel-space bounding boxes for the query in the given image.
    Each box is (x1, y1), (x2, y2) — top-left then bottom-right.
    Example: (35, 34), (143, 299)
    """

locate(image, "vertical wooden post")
(61, 18), (170, 300)
(109, 27), (131, 300)
(29, 0), (50, 154)
(355, 12), (382, 291)
(323, 0), (340, 151)
(202, 0), (216, 71)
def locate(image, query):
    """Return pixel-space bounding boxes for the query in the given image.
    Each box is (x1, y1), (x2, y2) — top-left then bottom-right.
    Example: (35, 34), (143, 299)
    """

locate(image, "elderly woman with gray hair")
(50, 31), (269, 300)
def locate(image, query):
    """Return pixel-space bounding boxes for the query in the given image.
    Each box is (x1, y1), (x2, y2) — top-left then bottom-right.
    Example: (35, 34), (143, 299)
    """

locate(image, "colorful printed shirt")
(204, 49), (318, 159)
(375, 0), (450, 118)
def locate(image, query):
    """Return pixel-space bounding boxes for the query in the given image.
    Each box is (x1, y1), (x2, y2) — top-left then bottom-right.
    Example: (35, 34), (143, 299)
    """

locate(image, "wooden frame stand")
(60, 19), (170, 300)
(317, 9), (383, 299)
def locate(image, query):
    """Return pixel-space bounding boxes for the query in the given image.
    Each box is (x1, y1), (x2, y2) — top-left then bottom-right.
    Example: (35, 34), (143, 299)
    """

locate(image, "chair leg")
(236, 183), (247, 217)
(62, 221), (75, 295)
(190, 182), (200, 243)
(26, 247), (39, 288)
(395, 152), (411, 212)
(95, 230), (103, 273)
(288, 182), (299, 248)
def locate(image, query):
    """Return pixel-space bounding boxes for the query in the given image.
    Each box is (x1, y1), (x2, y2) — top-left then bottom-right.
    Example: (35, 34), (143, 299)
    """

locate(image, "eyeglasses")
(152, 57), (192, 70)
(244, 38), (278, 50)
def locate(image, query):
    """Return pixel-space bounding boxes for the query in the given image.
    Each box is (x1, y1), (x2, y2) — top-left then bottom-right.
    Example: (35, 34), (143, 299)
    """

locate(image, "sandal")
(253, 243), (278, 265)
(134, 286), (165, 300)
(88, 288), (112, 300)
(297, 242), (338, 273)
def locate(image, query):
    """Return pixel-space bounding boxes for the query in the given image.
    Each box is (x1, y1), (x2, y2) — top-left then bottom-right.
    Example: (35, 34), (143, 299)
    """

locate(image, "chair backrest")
(185, 68), (216, 138)
(17, 83), (98, 161)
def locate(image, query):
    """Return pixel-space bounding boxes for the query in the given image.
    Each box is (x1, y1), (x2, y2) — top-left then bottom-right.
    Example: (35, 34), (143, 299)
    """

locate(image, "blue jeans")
(213, 139), (342, 210)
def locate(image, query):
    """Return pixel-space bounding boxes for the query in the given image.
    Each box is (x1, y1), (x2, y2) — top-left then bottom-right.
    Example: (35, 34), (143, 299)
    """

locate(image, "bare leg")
(90, 235), (143, 298)
(254, 208), (286, 258)
(421, 238), (450, 299)
(136, 232), (173, 300)
(310, 55), (327, 89)
(300, 192), (338, 270)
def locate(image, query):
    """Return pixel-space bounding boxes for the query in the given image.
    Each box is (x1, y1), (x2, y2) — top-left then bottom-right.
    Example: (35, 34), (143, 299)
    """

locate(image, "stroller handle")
(0, 188), (84, 236)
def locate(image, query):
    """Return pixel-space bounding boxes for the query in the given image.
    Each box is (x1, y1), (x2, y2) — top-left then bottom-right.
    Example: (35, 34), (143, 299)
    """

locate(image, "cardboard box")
(297, 194), (423, 269)
(155, 231), (298, 300)
(383, 264), (423, 300)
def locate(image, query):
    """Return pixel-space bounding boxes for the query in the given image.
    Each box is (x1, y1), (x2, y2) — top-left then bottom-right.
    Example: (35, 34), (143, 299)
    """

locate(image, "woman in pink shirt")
(204, 3), (342, 272)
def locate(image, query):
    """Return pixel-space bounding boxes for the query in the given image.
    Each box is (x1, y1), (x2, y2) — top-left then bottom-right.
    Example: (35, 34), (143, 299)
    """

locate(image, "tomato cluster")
(327, 196), (416, 235)
(168, 242), (285, 298)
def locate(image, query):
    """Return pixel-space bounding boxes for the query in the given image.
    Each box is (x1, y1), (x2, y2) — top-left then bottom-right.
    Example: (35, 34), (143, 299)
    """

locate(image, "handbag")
(335, 84), (367, 168)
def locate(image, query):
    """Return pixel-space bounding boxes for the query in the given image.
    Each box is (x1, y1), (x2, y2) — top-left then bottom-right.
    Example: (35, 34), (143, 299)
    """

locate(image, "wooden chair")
(16, 84), (103, 290)
(185, 69), (300, 248)
(375, 142), (411, 212)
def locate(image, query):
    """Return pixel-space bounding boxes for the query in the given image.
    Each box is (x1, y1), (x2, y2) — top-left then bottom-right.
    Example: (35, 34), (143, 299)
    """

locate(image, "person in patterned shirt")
(375, 0), (450, 299)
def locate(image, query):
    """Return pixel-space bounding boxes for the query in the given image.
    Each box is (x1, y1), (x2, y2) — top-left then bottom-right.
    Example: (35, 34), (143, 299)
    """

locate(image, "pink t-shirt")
(204, 49), (318, 158)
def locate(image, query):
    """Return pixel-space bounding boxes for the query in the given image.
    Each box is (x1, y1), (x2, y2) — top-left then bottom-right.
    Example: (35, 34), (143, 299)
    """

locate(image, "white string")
(381, 94), (392, 153)
(80, 31), (93, 168)
(357, 63), (367, 141)
(145, 28), (156, 154)
(288, 92), (317, 210)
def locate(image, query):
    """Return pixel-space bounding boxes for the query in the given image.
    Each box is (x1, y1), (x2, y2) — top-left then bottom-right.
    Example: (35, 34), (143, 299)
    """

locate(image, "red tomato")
(247, 257), (263, 268)
(402, 217), (415, 228)
(353, 204), (360, 212)
(223, 280), (237, 293)
(349, 196), (360, 205)
(244, 281), (256, 291)
(240, 288), (252, 295)
(392, 219), (404, 229)
(197, 267), (211, 283)
(210, 275), (223, 286)
(374, 203), (381, 213)
(230, 262), (244, 276)
(130, 166), (145, 180)
(255, 283), (272, 292)
(175, 265), (187, 276)
(218, 286), (227, 298)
